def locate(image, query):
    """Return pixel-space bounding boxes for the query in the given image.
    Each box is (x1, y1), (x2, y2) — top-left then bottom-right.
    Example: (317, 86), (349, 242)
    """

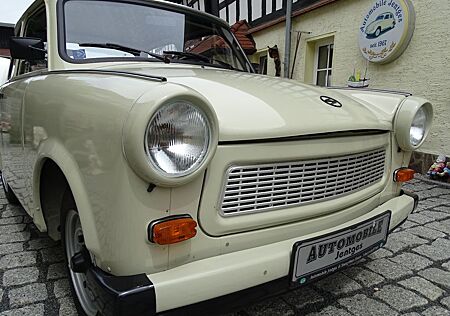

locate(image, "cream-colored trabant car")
(0, 0), (432, 315)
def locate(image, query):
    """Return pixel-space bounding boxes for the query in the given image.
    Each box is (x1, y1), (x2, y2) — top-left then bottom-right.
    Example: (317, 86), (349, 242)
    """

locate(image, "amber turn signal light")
(149, 216), (197, 245)
(394, 168), (415, 182)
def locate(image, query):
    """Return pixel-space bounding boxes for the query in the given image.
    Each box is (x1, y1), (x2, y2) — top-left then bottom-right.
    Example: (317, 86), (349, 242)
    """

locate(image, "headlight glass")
(145, 102), (210, 177)
(410, 107), (427, 146)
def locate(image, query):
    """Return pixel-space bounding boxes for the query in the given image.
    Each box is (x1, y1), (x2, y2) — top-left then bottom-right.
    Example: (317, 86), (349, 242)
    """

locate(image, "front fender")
(33, 137), (101, 256)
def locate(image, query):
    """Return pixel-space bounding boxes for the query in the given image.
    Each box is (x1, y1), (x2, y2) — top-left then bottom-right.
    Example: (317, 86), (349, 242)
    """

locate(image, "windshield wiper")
(163, 50), (237, 70)
(78, 42), (170, 63)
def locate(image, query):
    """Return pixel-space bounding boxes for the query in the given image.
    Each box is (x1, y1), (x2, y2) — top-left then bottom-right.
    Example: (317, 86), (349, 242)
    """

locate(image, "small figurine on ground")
(427, 155), (449, 181)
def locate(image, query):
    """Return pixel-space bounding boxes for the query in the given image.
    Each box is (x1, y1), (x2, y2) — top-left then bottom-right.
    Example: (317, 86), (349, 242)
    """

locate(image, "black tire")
(60, 190), (100, 316)
(1, 172), (19, 205)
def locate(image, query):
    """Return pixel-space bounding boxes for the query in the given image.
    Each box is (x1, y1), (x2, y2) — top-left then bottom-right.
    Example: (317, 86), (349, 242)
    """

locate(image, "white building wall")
(251, 0), (450, 156)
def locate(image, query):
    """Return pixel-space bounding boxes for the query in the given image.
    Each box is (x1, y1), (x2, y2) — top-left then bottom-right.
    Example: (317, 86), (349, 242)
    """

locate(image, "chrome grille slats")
(219, 148), (386, 216)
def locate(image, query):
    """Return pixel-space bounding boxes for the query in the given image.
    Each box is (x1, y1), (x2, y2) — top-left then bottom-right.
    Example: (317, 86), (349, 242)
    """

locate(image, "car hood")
(104, 65), (395, 142)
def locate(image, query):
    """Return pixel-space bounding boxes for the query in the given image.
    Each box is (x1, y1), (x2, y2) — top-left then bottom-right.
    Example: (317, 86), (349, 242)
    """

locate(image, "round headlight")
(410, 106), (427, 146)
(394, 97), (433, 151)
(145, 102), (211, 177)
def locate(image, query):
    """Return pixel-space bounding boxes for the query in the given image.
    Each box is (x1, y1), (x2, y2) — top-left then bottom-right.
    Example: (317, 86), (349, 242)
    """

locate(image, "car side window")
(384, 15), (389, 20)
(16, 7), (48, 76)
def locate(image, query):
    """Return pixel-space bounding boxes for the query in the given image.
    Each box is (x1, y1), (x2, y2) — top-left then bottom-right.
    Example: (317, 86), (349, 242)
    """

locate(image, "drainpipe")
(284, 0), (293, 78)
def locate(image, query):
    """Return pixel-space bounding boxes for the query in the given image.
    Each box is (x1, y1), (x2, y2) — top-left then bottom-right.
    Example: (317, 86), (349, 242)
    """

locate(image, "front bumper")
(87, 192), (416, 315)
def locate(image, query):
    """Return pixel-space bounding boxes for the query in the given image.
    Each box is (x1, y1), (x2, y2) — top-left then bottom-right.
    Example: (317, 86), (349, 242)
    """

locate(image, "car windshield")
(62, 0), (252, 72)
(376, 15), (384, 20)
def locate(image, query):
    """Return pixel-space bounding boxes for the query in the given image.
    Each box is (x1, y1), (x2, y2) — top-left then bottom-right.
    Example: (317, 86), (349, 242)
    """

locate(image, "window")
(258, 55), (267, 75)
(314, 41), (333, 87)
(16, 7), (47, 76)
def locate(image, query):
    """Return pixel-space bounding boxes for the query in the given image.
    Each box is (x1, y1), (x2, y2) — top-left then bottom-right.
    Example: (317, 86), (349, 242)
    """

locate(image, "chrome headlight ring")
(144, 101), (212, 178)
(394, 97), (433, 151)
(123, 87), (219, 187)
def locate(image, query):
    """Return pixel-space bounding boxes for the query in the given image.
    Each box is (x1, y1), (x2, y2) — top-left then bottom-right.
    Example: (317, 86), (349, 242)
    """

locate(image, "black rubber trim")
(85, 267), (156, 316)
(147, 214), (192, 243)
(327, 86), (412, 96)
(400, 189), (419, 212)
(7, 69), (167, 84)
(218, 129), (388, 145)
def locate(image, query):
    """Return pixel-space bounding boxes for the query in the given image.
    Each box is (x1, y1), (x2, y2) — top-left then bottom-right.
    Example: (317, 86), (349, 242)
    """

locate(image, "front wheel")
(375, 27), (381, 37)
(61, 193), (100, 316)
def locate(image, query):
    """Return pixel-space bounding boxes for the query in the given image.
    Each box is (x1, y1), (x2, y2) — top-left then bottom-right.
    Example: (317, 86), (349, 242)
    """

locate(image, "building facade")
(173, 0), (449, 168)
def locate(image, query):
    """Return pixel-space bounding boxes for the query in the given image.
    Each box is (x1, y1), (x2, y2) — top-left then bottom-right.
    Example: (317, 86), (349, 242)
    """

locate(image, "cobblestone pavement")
(0, 177), (449, 315)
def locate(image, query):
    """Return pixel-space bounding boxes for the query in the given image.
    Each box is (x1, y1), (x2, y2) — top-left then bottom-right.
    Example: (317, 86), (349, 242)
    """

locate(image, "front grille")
(219, 148), (386, 216)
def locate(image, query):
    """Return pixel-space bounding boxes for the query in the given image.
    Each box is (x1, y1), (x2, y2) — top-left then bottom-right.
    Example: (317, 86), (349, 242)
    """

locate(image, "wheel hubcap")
(65, 210), (98, 316)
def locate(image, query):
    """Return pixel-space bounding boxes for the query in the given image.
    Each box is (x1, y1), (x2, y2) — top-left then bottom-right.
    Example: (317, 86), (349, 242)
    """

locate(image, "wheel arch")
(34, 138), (101, 255)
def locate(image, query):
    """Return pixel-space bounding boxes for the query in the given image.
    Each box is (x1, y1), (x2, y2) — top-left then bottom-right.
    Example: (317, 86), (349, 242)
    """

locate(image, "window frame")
(313, 39), (334, 87)
(13, 5), (48, 77)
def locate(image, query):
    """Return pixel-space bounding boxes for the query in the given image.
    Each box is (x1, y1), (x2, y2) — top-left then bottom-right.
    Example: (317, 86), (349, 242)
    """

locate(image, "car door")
(0, 5), (48, 215)
(0, 66), (28, 205)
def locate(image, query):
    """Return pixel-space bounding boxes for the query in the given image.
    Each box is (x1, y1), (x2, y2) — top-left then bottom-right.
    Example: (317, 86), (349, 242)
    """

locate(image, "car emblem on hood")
(320, 96), (342, 108)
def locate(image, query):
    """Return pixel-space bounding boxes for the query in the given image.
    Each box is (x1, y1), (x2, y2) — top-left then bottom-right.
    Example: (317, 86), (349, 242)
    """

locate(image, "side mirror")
(9, 37), (46, 60)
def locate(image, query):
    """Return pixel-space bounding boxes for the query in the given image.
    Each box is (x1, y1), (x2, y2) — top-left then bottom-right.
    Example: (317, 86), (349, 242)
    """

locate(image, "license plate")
(290, 211), (391, 286)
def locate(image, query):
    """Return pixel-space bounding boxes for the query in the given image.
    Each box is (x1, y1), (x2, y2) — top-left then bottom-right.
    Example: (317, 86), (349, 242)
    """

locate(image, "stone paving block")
(425, 220), (450, 235)
(54, 279), (70, 299)
(245, 298), (295, 316)
(0, 304), (45, 316)
(419, 197), (448, 208)
(406, 225), (446, 240)
(306, 306), (351, 316)
(406, 213), (434, 225)
(0, 288), (3, 302)
(373, 285), (428, 311)
(28, 238), (58, 250)
(398, 277), (445, 300)
(383, 238), (408, 253)
(58, 297), (78, 316)
(441, 296), (450, 309)
(403, 182), (435, 192)
(282, 286), (324, 309)
(0, 232), (30, 244)
(418, 268), (450, 289)
(364, 258), (413, 280)
(413, 238), (450, 261)
(342, 266), (384, 287)
(313, 272), (362, 295)
(0, 224), (26, 234)
(40, 247), (64, 263)
(2, 206), (26, 218)
(387, 231), (428, 246)
(47, 263), (67, 280)
(0, 217), (23, 225)
(417, 188), (450, 200)
(2, 267), (39, 286)
(389, 252), (433, 271)
(0, 251), (36, 269)
(367, 248), (393, 260)
(398, 221), (418, 229)
(421, 306), (450, 316)
(0, 243), (23, 255)
(338, 294), (397, 316)
(443, 261), (450, 271)
(435, 206), (450, 214)
(420, 210), (450, 221)
(8, 283), (48, 307)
